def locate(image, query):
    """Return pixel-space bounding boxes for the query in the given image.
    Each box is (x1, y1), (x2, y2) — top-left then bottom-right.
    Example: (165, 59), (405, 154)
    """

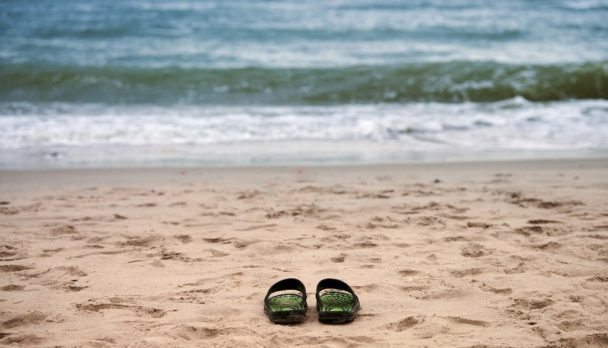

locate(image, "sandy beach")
(1, 159), (607, 347)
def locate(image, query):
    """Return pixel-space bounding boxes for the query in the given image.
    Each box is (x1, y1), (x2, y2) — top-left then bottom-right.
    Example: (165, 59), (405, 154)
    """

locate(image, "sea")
(1, 0), (607, 168)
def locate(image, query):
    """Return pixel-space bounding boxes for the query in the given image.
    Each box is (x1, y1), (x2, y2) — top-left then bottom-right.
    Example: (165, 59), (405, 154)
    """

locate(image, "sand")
(0, 159), (607, 347)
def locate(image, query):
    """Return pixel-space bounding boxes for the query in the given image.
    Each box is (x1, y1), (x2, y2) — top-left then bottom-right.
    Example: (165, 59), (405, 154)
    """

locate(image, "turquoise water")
(1, 0), (607, 167)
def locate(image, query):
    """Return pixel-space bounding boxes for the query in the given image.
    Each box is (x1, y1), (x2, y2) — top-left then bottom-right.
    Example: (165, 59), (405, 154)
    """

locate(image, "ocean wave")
(1, 61), (606, 104)
(1, 99), (607, 168)
(1, 99), (607, 148)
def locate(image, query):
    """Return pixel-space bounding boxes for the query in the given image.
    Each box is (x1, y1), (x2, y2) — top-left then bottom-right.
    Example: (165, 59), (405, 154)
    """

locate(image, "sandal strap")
(265, 278), (307, 301)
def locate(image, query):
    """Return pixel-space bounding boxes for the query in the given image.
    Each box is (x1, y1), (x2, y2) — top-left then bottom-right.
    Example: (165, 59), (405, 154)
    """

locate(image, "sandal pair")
(263, 278), (360, 324)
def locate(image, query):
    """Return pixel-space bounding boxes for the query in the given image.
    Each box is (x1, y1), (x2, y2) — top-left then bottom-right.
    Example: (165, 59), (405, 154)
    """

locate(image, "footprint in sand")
(316, 224), (336, 231)
(556, 315), (588, 332)
(581, 276), (608, 290)
(357, 190), (393, 199)
(232, 239), (258, 249)
(514, 225), (544, 237)
(449, 268), (482, 278)
(0, 203), (42, 215)
(121, 235), (162, 248)
(172, 325), (221, 340)
(56, 266), (87, 277)
(237, 190), (261, 200)
(531, 241), (561, 251)
(40, 247), (64, 257)
(386, 316), (423, 332)
(1, 334), (45, 346)
(502, 255), (528, 274)
(178, 272), (243, 288)
(50, 224), (78, 236)
(0, 207), (18, 215)
(585, 233), (608, 240)
(86, 337), (116, 346)
(366, 216), (400, 229)
(202, 237), (233, 244)
(168, 201), (187, 207)
(0, 245), (24, 261)
(330, 254), (346, 263)
(419, 286), (467, 301)
(365, 221), (400, 229)
(235, 224), (276, 232)
(461, 243), (490, 258)
(413, 321), (449, 339)
(162, 221), (181, 226)
(157, 249), (202, 262)
(443, 236), (469, 242)
(479, 283), (512, 295)
(136, 202), (157, 207)
(508, 193), (583, 209)
(76, 302), (166, 318)
(1, 311), (47, 329)
(466, 222), (492, 228)
(416, 216), (446, 227)
(352, 284), (379, 293)
(174, 234), (193, 243)
(549, 334), (608, 348)
(265, 204), (325, 219)
(400, 285), (429, 292)
(512, 298), (553, 310)
(207, 249), (229, 257)
(446, 316), (490, 327)
(398, 269), (419, 276)
(113, 213), (127, 220)
(571, 295), (608, 315)
(0, 265), (33, 273)
(350, 241), (378, 249)
(268, 334), (376, 346)
(528, 219), (562, 225)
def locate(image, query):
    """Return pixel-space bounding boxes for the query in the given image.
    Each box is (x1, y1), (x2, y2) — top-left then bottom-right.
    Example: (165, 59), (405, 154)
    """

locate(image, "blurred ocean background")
(1, 0), (607, 168)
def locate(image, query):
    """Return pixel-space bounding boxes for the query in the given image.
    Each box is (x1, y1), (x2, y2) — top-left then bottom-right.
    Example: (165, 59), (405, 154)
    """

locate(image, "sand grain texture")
(0, 160), (607, 347)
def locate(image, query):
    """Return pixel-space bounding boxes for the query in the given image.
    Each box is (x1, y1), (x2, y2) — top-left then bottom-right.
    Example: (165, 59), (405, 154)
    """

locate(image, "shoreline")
(1, 157), (607, 190)
(1, 155), (606, 174)
(2, 148), (607, 172)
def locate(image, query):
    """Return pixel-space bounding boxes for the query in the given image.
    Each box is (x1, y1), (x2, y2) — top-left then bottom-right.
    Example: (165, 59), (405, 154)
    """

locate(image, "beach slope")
(0, 159), (607, 347)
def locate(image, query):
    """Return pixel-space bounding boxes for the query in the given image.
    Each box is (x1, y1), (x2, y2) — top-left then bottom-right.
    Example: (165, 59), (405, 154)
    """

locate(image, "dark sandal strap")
(265, 278), (307, 302)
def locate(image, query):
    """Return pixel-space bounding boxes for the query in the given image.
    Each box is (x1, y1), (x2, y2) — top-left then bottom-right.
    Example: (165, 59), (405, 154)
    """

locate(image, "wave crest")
(1, 61), (606, 104)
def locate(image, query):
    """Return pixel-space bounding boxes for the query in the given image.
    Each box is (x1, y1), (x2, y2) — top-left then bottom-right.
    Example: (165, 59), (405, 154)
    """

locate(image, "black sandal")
(264, 278), (307, 324)
(316, 278), (360, 324)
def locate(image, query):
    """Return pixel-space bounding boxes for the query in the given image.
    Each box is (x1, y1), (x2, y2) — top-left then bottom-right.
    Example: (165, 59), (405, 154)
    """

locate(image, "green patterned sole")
(318, 291), (355, 312)
(267, 294), (305, 312)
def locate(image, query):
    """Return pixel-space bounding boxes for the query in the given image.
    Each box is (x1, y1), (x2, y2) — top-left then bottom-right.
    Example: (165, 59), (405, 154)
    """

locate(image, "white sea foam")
(0, 99), (607, 168)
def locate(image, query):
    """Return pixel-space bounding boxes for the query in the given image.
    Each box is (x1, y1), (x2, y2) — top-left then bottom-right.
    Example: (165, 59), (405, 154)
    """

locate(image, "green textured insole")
(267, 294), (305, 312)
(318, 291), (355, 312)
